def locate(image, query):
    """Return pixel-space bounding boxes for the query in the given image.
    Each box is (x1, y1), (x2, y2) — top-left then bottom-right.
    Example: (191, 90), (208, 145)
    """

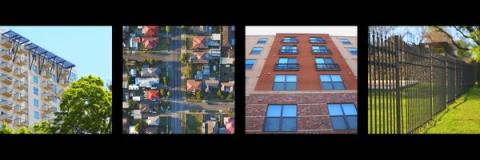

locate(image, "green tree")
(51, 75), (112, 134)
(0, 122), (15, 134)
(181, 64), (193, 79)
(32, 121), (53, 134)
(135, 119), (148, 134)
(216, 89), (223, 99)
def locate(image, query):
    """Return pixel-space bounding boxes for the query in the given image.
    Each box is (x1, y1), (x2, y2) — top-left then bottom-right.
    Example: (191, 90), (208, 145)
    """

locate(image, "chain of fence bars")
(368, 31), (476, 134)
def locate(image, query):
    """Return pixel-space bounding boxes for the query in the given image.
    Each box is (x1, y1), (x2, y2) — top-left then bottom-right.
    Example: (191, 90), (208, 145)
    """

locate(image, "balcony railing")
(42, 92), (54, 101)
(0, 61), (13, 73)
(0, 73), (13, 85)
(316, 64), (340, 71)
(14, 92), (27, 102)
(14, 117), (27, 126)
(14, 104), (27, 114)
(0, 37), (12, 48)
(0, 48), (12, 61)
(13, 80), (26, 90)
(15, 57), (27, 66)
(42, 80), (54, 90)
(41, 62), (52, 69)
(0, 87), (13, 97)
(42, 71), (52, 79)
(0, 99), (13, 110)
(13, 68), (27, 78)
(275, 63), (300, 71)
(0, 113), (14, 123)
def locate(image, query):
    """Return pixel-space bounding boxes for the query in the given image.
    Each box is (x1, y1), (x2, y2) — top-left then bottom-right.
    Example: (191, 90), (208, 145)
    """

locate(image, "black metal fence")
(368, 31), (476, 134)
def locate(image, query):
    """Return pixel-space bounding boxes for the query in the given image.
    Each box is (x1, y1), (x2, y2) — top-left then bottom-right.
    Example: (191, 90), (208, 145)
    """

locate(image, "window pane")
(278, 58), (288, 64)
(264, 118), (280, 132)
(324, 58), (334, 64)
(320, 75), (331, 82)
(346, 116), (357, 129)
(315, 58), (324, 64)
(281, 118), (297, 131)
(246, 59), (255, 65)
(322, 83), (333, 90)
(266, 105), (282, 117)
(285, 83), (296, 90)
(342, 104), (357, 115)
(328, 104), (343, 116)
(274, 75), (285, 82)
(286, 75), (296, 82)
(288, 58), (297, 64)
(273, 83), (285, 91)
(282, 105), (297, 117)
(331, 117), (347, 130)
(331, 75), (343, 82)
(333, 82), (345, 90)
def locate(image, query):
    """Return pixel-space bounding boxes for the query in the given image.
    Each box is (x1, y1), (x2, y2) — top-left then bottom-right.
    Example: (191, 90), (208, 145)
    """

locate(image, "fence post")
(395, 36), (402, 134)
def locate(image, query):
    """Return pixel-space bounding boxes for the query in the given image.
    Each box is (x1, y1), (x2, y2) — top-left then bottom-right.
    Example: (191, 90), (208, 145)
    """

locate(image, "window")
(264, 104), (297, 132)
(245, 59), (256, 70)
(276, 58), (298, 70)
(33, 76), (39, 84)
(257, 38), (268, 44)
(340, 38), (352, 45)
(312, 46), (329, 54)
(320, 75), (345, 90)
(315, 58), (338, 70)
(282, 37), (297, 43)
(328, 103), (357, 130)
(348, 48), (357, 55)
(251, 47), (263, 55)
(33, 87), (38, 96)
(32, 65), (38, 73)
(273, 75), (297, 91)
(34, 99), (39, 107)
(310, 37), (326, 43)
(280, 45), (297, 54)
(34, 111), (40, 120)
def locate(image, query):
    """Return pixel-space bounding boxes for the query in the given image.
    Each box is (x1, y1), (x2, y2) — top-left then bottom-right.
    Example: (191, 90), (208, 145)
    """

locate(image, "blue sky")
(3, 26), (112, 84)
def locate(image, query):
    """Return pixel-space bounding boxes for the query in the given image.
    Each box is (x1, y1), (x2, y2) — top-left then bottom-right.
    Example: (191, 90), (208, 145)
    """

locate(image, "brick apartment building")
(245, 33), (357, 134)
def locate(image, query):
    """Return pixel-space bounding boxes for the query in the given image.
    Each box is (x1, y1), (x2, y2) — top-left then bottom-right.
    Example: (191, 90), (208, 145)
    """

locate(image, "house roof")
(193, 51), (206, 60)
(192, 36), (207, 49)
(143, 37), (159, 49)
(140, 65), (160, 77)
(205, 79), (219, 87)
(145, 90), (160, 101)
(186, 80), (202, 92)
(224, 117), (234, 134)
(221, 81), (235, 87)
(143, 26), (159, 37)
(147, 116), (160, 126)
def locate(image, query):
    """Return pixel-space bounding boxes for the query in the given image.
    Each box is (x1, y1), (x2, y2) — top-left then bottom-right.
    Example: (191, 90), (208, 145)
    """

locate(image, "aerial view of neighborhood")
(122, 26), (235, 134)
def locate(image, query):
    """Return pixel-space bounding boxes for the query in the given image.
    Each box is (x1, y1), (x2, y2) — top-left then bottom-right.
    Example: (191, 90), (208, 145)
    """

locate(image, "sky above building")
(2, 26), (112, 84)
(246, 26), (357, 36)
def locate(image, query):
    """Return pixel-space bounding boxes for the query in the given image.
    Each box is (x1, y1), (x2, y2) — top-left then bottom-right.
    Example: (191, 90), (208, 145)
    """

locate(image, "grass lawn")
(423, 87), (480, 134)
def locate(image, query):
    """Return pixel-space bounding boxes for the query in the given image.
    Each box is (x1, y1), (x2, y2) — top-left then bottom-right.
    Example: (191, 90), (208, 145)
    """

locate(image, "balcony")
(59, 79), (69, 87)
(0, 61), (12, 73)
(14, 92), (27, 102)
(42, 80), (54, 91)
(0, 99), (13, 110)
(316, 64), (340, 71)
(13, 68), (27, 78)
(42, 62), (52, 69)
(0, 37), (12, 48)
(14, 104), (27, 115)
(42, 92), (54, 101)
(0, 73), (13, 85)
(13, 80), (27, 90)
(0, 113), (14, 123)
(0, 87), (13, 98)
(275, 63), (300, 71)
(0, 49), (12, 61)
(14, 117), (27, 127)
(41, 104), (53, 114)
(16, 49), (27, 56)
(15, 57), (27, 66)
(41, 71), (52, 79)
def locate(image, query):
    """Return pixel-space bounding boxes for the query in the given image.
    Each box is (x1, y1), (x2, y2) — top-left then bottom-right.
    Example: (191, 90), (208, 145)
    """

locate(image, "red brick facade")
(246, 33), (357, 134)
(254, 34), (357, 91)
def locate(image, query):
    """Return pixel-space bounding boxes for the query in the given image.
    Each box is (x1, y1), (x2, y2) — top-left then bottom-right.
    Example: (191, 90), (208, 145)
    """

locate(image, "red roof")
(192, 36), (206, 49)
(145, 90), (160, 101)
(143, 26), (159, 37)
(133, 37), (142, 43)
(186, 80), (202, 92)
(143, 37), (159, 49)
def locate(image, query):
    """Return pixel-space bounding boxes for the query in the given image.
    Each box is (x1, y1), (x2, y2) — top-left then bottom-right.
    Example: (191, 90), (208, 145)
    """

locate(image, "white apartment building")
(0, 29), (76, 129)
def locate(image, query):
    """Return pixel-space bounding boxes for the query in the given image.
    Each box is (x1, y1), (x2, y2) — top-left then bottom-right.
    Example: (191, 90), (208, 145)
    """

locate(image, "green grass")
(423, 87), (480, 134)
